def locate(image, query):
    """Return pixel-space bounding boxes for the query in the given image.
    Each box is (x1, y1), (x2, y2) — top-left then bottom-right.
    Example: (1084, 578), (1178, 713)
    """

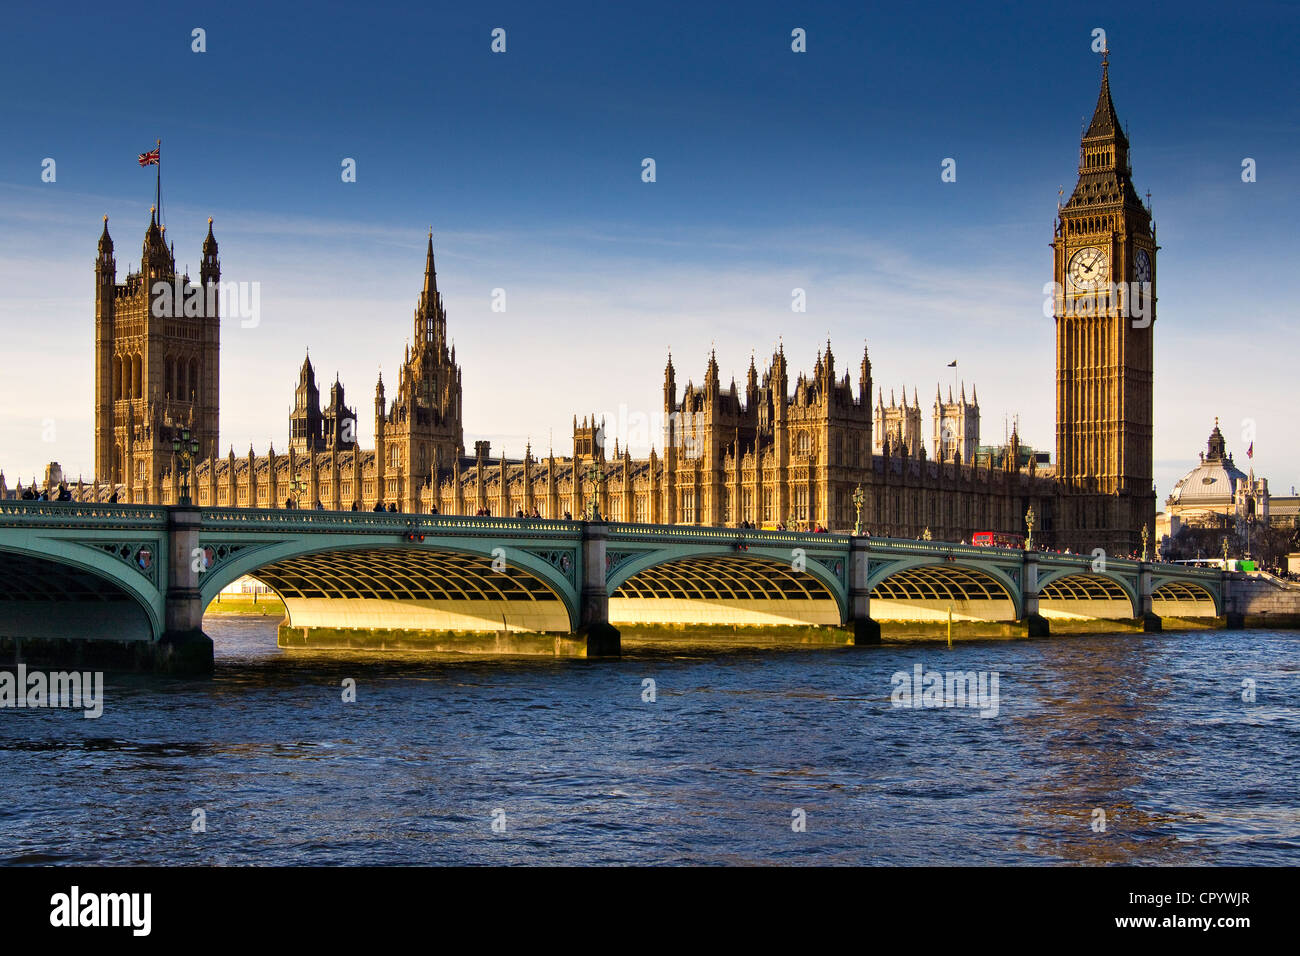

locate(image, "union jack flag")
(138, 147), (160, 167)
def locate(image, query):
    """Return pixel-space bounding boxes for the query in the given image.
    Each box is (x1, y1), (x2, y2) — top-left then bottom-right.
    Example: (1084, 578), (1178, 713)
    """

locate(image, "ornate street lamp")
(170, 428), (201, 505)
(584, 459), (601, 521)
(1140, 524), (1150, 562)
(922, 526), (932, 541)
(289, 477), (308, 510)
(1025, 504), (1036, 551)
(1222, 535), (1230, 567)
(852, 483), (865, 535)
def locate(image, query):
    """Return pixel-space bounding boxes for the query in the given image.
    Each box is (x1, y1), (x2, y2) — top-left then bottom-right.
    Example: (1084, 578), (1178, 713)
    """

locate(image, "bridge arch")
(199, 537), (579, 635)
(868, 560), (1021, 622)
(0, 543), (161, 643)
(1036, 571), (1139, 619)
(607, 547), (847, 627)
(1150, 580), (1220, 617)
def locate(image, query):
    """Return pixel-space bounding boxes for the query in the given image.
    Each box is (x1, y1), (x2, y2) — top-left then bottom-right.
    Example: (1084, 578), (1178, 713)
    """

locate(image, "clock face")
(1134, 249), (1152, 283)
(1068, 246), (1109, 290)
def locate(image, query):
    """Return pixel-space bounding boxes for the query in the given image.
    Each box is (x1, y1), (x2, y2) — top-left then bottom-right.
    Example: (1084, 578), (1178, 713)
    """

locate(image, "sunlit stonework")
(64, 63), (1154, 552)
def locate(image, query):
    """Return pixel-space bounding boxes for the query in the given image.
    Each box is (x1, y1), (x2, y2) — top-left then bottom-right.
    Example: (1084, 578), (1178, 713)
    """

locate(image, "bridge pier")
(1020, 551), (1050, 637)
(1221, 570), (1246, 628)
(1137, 562), (1162, 632)
(847, 535), (880, 645)
(159, 507), (214, 674)
(577, 522), (621, 656)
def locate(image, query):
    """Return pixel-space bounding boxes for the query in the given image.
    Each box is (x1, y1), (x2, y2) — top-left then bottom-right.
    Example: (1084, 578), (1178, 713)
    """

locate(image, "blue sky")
(1, 0), (1297, 501)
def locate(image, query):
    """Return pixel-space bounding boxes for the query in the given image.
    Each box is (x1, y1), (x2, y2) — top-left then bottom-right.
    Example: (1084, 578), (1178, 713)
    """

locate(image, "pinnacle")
(1084, 53), (1127, 146)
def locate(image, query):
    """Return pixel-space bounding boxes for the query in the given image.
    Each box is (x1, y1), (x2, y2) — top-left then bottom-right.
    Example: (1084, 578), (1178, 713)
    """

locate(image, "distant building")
(1158, 420), (1300, 541)
(873, 387), (923, 458)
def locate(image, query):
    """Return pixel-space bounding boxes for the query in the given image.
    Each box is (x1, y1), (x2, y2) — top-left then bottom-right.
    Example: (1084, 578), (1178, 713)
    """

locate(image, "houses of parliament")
(57, 58), (1157, 554)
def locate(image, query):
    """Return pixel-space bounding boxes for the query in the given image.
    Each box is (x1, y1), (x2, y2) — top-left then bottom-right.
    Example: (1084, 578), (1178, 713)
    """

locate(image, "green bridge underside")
(0, 505), (1224, 650)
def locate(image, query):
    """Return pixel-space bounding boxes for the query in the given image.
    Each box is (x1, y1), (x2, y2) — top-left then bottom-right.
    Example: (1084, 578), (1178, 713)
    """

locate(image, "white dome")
(1168, 422), (1246, 505)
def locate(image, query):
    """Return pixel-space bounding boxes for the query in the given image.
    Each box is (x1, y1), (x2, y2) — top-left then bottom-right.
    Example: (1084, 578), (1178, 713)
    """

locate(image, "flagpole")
(155, 139), (162, 227)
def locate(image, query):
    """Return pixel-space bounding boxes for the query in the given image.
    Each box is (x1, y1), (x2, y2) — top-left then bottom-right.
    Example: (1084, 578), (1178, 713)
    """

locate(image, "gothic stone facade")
(76, 61), (1153, 552)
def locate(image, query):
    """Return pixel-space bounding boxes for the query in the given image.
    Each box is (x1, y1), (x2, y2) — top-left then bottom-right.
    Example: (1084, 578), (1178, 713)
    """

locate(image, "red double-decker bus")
(971, 531), (1025, 549)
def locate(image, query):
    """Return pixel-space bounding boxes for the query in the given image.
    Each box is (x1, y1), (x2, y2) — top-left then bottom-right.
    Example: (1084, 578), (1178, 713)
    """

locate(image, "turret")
(859, 344), (871, 405)
(201, 217), (219, 285)
(704, 349), (720, 397)
(141, 207), (173, 279)
(97, 216), (115, 275)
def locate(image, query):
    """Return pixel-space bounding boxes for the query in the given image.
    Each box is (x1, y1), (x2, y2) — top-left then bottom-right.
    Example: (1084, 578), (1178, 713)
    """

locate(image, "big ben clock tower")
(1053, 49), (1157, 555)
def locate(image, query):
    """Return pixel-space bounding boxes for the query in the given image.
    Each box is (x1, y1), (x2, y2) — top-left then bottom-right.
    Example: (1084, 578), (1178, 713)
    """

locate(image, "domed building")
(1166, 420), (1257, 527)
(1159, 420), (1299, 556)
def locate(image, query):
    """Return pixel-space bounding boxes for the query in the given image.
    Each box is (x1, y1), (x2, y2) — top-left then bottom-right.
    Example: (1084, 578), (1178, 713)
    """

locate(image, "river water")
(1, 619), (1296, 865)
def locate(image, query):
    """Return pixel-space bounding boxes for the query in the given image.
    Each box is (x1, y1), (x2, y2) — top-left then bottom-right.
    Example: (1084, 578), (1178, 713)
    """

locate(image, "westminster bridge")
(0, 502), (1231, 673)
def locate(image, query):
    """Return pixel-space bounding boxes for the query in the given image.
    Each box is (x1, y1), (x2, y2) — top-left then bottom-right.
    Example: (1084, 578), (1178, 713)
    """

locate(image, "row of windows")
(111, 354), (201, 402)
(1063, 215), (1117, 236)
(1082, 148), (1114, 168)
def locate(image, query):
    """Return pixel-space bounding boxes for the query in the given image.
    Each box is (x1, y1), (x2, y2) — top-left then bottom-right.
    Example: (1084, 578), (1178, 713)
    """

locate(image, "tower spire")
(423, 228), (437, 298)
(1083, 44), (1126, 148)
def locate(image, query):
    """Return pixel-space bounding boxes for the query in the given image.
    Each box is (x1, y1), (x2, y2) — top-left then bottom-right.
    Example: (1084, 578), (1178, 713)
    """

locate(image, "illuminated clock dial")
(1134, 248), (1151, 283)
(1068, 246), (1109, 290)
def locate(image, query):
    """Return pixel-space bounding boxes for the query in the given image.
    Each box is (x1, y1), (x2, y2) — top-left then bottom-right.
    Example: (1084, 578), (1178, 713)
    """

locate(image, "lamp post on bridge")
(1141, 524), (1150, 562)
(852, 483), (864, 535)
(1025, 504), (1036, 551)
(289, 477), (307, 510)
(170, 428), (200, 506)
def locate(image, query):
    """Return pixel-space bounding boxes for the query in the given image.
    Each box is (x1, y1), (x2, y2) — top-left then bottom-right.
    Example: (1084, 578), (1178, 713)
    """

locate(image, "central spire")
(414, 230), (446, 355)
(423, 229), (437, 298)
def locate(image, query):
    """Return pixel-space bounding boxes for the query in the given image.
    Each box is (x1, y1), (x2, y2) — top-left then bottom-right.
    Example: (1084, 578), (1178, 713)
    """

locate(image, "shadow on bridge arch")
(869, 562), (1020, 622)
(1151, 581), (1219, 618)
(199, 540), (578, 636)
(1037, 572), (1139, 620)
(607, 550), (846, 627)
(0, 545), (158, 643)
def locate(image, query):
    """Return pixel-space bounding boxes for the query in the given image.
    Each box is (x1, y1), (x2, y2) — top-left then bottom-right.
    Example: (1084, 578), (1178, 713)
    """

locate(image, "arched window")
(131, 354), (142, 399)
(797, 432), (810, 456)
(112, 355), (123, 400)
(179, 359), (189, 402)
(189, 358), (199, 401)
(165, 357), (175, 399)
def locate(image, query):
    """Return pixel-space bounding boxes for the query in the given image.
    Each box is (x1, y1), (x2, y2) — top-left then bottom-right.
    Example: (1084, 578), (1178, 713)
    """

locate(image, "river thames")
(1, 620), (1295, 865)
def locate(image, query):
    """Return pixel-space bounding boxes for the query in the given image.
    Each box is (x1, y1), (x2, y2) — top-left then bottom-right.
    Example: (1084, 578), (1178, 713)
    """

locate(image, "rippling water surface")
(1, 620), (1296, 865)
